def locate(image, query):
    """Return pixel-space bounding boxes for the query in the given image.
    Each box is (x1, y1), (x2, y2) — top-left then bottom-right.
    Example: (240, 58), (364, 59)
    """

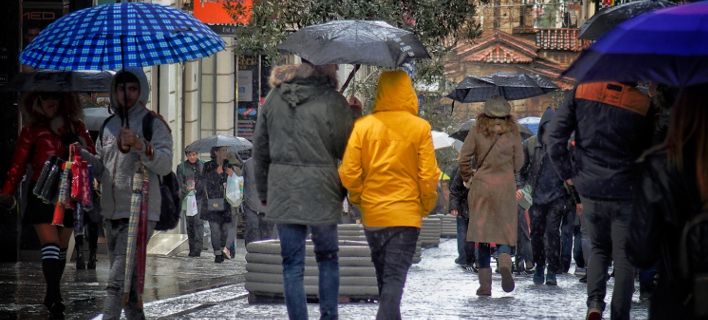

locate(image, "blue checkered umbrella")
(20, 2), (225, 71)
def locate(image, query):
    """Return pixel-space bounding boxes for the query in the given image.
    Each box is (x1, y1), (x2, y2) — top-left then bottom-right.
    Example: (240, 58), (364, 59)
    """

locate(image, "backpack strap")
(141, 110), (171, 142)
(99, 114), (117, 146)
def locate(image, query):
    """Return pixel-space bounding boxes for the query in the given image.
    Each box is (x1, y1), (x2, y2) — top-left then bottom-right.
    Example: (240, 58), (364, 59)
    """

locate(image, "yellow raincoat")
(339, 71), (440, 228)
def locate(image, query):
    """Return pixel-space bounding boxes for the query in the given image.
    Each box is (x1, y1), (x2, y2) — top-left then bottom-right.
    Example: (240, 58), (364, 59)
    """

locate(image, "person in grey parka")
(253, 61), (354, 320)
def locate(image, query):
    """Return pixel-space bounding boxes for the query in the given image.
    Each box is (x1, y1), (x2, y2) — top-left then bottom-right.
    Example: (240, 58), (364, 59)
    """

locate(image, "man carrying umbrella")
(253, 60), (354, 320)
(547, 82), (654, 320)
(81, 68), (173, 320)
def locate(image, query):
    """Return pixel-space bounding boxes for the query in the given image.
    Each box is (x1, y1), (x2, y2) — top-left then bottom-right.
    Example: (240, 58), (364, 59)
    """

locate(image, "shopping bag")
(185, 192), (198, 217)
(225, 174), (243, 207)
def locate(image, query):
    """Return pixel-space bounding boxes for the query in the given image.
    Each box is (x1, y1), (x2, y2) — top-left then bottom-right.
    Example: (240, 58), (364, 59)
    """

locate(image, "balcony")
(535, 28), (591, 52)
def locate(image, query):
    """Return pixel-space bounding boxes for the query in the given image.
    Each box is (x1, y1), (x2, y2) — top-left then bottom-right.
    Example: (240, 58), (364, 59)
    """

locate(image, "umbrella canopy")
(564, 1), (708, 87)
(447, 72), (558, 103)
(185, 135), (253, 153)
(20, 2), (225, 71)
(450, 119), (534, 141)
(432, 130), (456, 150)
(578, 0), (674, 40)
(3, 71), (114, 92)
(518, 116), (541, 135)
(83, 107), (113, 131)
(278, 20), (430, 68)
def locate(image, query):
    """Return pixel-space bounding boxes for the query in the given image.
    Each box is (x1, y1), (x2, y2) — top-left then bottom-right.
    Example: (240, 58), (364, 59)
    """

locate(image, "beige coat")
(459, 122), (523, 246)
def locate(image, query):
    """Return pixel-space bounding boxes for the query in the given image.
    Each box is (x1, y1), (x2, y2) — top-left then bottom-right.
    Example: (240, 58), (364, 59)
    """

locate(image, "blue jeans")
(278, 224), (339, 320)
(455, 216), (475, 265)
(478, 243), (511, 268)
(365, 227), (419, 320)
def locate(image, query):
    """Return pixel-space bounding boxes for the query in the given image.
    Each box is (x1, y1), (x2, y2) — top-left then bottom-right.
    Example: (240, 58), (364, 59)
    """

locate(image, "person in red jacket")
(0, 91), (94, 319)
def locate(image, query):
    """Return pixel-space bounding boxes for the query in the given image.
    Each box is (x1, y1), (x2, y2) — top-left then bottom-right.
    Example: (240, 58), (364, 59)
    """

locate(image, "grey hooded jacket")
(82, 68), (173, 221)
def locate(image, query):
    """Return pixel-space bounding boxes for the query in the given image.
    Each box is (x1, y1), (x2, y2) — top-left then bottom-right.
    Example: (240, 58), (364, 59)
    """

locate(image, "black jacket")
(628, 145), (705, 319)
(448, 167), (469, 218)
(548, 82), (654, 200)
(200, 160), (232, 223)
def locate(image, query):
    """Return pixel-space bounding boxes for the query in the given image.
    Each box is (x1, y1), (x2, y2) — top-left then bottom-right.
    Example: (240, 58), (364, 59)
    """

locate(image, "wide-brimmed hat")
(483, 96), (512, 117)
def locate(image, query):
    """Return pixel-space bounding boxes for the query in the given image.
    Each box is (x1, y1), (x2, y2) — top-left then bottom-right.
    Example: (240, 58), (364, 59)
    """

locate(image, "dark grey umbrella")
(578, 0), (674, 40)
(447, 72), (558, 103)
(278, 20), (430, 91)
(83, 107), (113, 131)
(185, 135), (253, 153)
(2, 71), (114, 92)
(450, 118), (533, 141)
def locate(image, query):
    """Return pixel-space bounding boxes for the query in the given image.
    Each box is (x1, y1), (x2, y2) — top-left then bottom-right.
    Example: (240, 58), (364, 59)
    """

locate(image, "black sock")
(41, 244), (61, 306)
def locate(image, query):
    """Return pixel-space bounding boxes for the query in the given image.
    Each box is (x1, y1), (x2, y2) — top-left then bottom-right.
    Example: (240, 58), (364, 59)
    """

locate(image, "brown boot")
(499, 253), (515, 292)
(476, 268), (492, 296)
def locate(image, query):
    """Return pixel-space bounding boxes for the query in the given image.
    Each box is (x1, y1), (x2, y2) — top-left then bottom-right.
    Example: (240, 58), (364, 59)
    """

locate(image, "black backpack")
(100, 111), (181, 231)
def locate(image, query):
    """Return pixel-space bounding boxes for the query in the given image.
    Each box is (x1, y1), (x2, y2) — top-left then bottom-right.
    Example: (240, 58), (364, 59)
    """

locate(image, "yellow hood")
(373, 70), (418, 115)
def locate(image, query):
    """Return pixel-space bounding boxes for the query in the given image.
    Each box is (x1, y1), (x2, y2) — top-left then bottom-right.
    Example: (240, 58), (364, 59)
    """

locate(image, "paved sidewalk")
(0, 240), (247, 320)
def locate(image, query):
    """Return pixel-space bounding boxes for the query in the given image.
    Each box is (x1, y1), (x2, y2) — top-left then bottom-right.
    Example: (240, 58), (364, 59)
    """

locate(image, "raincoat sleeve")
(253, 95), (272, 204)
(139, 119), (173, 176)
(513, 132), (524, 172)
(519, 138), (533, 186)
(458, 129), (477, 183)
(175, 163), (188, 200)
(448, 169), (466, 213)
(548, 90), (577, 181)
(1, 127), (36, 195)
(338, 127), (363, 206)
(418, 127), (440, 216)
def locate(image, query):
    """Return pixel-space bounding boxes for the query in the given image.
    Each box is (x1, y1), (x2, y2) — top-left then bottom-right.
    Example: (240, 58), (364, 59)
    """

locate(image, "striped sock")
(58, 248), (67, 274)
(41, 244), (60, 260)
(58, 248), (67, 262)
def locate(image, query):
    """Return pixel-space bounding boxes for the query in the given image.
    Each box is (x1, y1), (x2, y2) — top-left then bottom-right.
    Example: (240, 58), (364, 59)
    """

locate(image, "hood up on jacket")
(538, 106), (555, 145)
(373, 70), (418, 115)
(268, 63), (336, 108)
(109, 67), (150, 115)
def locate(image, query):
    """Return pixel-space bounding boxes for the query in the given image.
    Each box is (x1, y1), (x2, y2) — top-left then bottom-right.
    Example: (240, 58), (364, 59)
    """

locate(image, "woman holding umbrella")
(458, 96), (524, 296)
(201, 146), (235, 263)
(0, 91), (94, 319)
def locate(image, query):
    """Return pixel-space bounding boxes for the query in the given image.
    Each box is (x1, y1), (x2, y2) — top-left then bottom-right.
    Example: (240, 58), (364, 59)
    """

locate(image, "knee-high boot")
(41, 244), (65, 319)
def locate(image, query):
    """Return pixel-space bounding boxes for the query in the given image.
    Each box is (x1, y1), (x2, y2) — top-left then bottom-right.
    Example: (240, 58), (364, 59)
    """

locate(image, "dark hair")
(114, 71), (139, 86)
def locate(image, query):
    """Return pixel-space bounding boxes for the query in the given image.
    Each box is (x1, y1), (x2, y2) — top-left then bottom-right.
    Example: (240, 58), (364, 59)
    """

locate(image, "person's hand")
(450, 209), (459, 217)
(515, 189), (523, 201)
(225, 167), (234, 176)
(120, 128), (144, 151)
(576, 203), (583, 219)
(565, 179), (574, 186)
(0, 194), (16, 210)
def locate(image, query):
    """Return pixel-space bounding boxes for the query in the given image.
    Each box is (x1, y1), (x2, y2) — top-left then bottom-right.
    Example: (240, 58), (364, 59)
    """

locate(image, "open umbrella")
(447, 72), (558, 103)
(578, 0), (674, 40)
(278, 20), (430, 92)
(564, 1), (708, 87)
(518, 116), (541, 135)
(432, 130), (456, 150)
(2, 71), (114, 92)
(185, 135), (253, 153)
(450, 118), (534, 141)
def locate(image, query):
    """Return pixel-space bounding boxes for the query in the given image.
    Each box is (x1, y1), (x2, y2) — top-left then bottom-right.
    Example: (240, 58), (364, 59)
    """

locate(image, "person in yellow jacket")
(339, 70), (439, 320)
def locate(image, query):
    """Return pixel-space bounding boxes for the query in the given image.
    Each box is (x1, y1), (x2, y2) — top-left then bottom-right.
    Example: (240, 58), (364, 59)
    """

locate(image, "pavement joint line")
(155, 293), (249, 319)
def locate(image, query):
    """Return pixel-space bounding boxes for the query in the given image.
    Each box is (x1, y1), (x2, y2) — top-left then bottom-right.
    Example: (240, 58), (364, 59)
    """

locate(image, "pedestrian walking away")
(458, 96), (524, 296)
(548, 81), (654, 320)
(0, 91), (94, 319)
(339, 70), (440, 320)
(79, 68), (173, 320)
(253, 61), (354, 320)
(176, 149), (205, 257)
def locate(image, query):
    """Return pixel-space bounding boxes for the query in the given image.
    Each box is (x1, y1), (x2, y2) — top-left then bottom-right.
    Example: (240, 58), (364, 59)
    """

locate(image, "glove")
(0, 194), (17, 210)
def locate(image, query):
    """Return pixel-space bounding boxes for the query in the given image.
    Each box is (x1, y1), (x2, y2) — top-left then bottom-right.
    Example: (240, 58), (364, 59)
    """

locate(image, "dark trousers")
(582, 197), (635, 320)
(561, 207), (575, 273)
(185, 212), (203, 255)
(573, 225), (585, 268)
(208, 220), (228, 256)
(455, 215), (475, 265)
(530, 197), (571, 273)
(244, 205), (275, 246)
(516, 206), (533, 267)
(365, 227), (419, 320)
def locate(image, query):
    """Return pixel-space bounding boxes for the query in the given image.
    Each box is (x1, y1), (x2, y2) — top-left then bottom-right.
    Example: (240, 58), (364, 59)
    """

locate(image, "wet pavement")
(1, 238), (649, 319)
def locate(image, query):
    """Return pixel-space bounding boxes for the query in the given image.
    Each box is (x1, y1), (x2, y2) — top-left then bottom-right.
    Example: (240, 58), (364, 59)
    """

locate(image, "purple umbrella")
(563, 1), (708, 87)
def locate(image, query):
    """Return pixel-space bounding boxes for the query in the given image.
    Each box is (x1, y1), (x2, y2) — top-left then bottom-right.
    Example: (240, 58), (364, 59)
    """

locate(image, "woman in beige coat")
(458, 96), (524, 296)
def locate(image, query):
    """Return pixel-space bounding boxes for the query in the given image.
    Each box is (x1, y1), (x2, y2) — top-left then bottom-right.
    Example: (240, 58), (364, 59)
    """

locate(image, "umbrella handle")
(339, 64), (361, 94)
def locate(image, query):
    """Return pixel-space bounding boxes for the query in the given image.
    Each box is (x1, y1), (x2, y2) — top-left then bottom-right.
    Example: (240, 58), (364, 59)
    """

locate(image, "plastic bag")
(185, 192), (198, 217)
(225, 174), (243, 207)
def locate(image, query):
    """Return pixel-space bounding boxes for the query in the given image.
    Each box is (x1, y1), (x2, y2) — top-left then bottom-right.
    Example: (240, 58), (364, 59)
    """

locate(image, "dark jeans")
(573, 225), (585, 268)
(185, 212), (203, 255)
(478, 243), (511, 268)
(455, 215), (475, 265)
(208, 220), (229, 256)
(561, 207), (575, 272)
(365, 227), (419, 320)
(278, 224), (339, 320)
(582, 197), (635, 320)
(516, 206), (533, 267)
(530, 197), (570, 273)
(244, 205), (275, 246)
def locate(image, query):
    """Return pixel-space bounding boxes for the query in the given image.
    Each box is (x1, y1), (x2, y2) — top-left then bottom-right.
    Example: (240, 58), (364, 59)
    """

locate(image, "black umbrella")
(578, 0), (674, 40)
(450, 118), (534, 141)
(278, 20), (430, 91)
(2, 71), (114, 92)
(447, 72), (558, 103)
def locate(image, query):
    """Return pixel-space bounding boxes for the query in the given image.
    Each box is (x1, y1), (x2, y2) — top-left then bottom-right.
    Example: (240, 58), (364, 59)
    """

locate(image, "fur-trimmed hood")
(268, 64), (336, 107)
